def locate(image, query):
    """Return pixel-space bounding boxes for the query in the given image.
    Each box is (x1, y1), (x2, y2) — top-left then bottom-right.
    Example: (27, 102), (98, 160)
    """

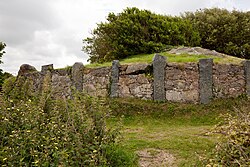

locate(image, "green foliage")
(0, 42), (6, 64)
(104, 145), (137, 167)
(184, 8), (250, 59)
(2, 75), (34, 102)
(0, 90), (135, 166)
(205, 108), (250, 166)
(84, 7), (250, 63)
(0, 72), (13, 91)
(83, 7), (200, 63)
(0, 42), (7, 90)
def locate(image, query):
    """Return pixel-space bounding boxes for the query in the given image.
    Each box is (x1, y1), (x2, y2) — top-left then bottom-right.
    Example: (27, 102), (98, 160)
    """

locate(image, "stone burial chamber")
(14, 55), (250, 104)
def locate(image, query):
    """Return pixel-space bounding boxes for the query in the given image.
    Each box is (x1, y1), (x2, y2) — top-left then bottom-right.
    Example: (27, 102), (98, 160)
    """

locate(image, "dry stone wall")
(118, 64), (153, 99)
(165, 63), (199, 103)
(14, 56), (250, 104)
(82, 67), (111, 97)
(213, 64), (245, 98)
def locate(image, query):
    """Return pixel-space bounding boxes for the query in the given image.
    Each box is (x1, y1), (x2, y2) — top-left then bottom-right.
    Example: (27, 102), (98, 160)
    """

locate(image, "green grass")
(107, 97), (250, 166)
(85, 52), (244, 68)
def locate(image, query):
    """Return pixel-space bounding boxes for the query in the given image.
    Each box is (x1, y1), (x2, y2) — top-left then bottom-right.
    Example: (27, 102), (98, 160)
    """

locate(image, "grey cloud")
(0, 0), (60, 46)
(1, 0), (249, 74)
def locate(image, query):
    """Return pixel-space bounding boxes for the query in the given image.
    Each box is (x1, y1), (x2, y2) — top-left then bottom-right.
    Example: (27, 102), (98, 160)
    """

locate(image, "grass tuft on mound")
(85, 52), (244, 68)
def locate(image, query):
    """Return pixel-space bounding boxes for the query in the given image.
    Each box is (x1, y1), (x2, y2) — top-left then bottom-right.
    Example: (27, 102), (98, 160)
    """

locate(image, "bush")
(83, 7), (200, 63)
(184, 8), (250, 59)
(0, 92), (134, 166)
(205, 107), (250, 166)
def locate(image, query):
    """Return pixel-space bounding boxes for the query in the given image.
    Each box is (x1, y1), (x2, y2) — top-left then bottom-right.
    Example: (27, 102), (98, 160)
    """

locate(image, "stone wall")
(213, 64), (245, 98)
(118, 64), (153, 99)
(82, 67), (111, 97)
(14, 56), (250, 104)
(165, 63), (199, 103)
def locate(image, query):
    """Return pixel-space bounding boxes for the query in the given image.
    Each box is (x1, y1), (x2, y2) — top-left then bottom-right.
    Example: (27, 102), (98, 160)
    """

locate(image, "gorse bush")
(206, 107), (250, 166)
(0, 91), (134, 166)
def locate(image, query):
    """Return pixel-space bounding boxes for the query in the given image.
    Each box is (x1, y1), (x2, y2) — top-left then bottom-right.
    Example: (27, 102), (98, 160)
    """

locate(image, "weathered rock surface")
(244, 60), (250, 96)
(72, 62), (83, 91)
(125, 63), (150, 74)
(52, 74), (72, 99)
(199, 59), (213, 104)
(14, 57), (249, 103)
(110, 60), (120, 98)
(18, 64), (37, 76)
(213, 64), (245, 98)
(169, 46), (225, 57)
(83, 67), (111, 97)
(153, 54), (166, 101)
(165, 63), (199, 103)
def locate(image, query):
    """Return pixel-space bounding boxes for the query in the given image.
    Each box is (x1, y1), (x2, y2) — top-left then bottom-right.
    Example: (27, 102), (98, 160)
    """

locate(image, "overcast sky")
(0, 0), (249, 74)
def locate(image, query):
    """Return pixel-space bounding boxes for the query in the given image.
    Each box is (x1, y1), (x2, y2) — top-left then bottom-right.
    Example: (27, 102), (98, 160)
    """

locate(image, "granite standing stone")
(18, 64), (37, 76)
(72, 62), (84, 91)
(110, 60), (120, 98)
(153, 54), (166, 101)
(199, 59), (213, 104)
(41, 64), (54, 73)
(244, 60), (250, 96)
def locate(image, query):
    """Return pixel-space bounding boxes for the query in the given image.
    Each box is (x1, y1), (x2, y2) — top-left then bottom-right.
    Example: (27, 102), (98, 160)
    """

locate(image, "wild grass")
(107, 97), (250, 166)
(85, 52), (244, 68)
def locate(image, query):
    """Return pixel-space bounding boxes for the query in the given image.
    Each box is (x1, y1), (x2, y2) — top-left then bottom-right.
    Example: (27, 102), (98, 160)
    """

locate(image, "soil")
(137, 148), (177, 167)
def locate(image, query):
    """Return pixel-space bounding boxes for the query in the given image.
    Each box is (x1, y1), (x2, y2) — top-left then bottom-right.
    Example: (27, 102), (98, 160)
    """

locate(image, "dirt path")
(137, 148), (177, 167)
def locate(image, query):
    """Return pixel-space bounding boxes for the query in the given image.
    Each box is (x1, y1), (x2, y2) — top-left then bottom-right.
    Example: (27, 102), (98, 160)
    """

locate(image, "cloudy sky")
(0, 0), (249, 74)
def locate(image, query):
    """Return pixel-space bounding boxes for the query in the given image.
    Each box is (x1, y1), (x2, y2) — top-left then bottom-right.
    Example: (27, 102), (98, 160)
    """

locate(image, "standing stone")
(110, 60), (120, 98)
(18, 64), (37, 76)
(244, 60), (250, 96)
(199, 59), (213, 104)
(72, 62), (84, 91)
(41, 64), (53, 73)
(153, 54), (166, 101)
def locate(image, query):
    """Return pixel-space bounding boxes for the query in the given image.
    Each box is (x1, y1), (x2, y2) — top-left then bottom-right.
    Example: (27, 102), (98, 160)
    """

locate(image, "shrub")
(83, 7), (200, 63)
(184, 8), (250, 59)
(0, 92), (134, 166)
(205, 107), (250, 166)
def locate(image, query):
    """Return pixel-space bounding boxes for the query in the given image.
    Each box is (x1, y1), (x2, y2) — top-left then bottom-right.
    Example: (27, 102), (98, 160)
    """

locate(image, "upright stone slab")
(41, 64), (53, 73)
(199, 59), (213, 104)
(244, 60), (250, 96)
(153, 54), (166, 101)
(18, 64), (37, 76)
(110, 60), (120, 98)
(72, 62), (84, 91)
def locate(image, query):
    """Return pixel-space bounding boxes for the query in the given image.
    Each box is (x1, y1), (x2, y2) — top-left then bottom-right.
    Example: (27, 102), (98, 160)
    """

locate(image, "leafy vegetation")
(83, 7), (200, 63)
(0, 42), (8, 91)
(83, 7), (250, 63)
(184, 8), (250, 59)
(205, 108), (250, 166)
(0, 80), (136, 166)
(0, 42), (5, 64)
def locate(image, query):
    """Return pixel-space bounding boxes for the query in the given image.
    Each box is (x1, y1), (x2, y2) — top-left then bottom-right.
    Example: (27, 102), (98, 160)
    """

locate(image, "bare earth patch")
(137, 148), (176, 167)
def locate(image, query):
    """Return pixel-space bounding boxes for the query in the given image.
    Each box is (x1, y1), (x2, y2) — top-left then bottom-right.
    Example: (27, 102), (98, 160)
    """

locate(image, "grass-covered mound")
(86, 47), (244, 68)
